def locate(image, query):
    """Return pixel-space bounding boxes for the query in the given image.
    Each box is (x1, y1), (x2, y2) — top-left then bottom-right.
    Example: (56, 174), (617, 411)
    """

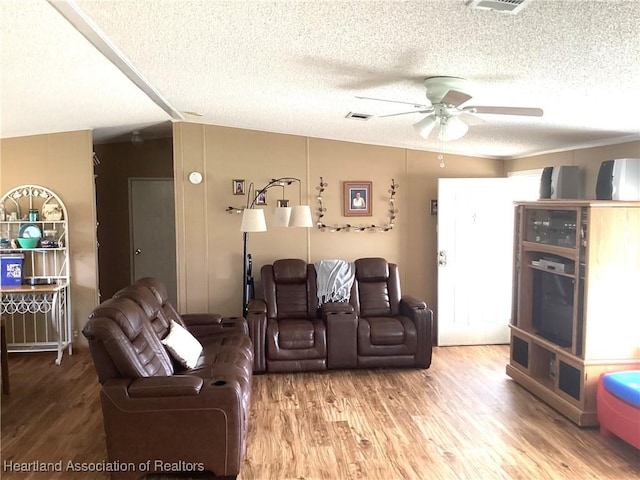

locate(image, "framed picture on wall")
(255, 191), (267, 205)
(232, 179), (245, 195)
(343, 181), (372, 216)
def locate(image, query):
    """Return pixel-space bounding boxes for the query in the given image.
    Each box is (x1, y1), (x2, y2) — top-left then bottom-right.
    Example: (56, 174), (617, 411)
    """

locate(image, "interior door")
(129, 178), (177, 307)
(437, 177), (537, 346)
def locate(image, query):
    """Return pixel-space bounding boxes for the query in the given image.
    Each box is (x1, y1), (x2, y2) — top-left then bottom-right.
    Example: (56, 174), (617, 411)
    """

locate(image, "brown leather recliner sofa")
(247, 257), (433, 373)
(83, 277), (253, 480)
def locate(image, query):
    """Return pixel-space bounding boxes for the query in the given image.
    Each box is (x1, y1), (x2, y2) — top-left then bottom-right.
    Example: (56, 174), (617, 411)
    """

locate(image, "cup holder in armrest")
(222, 317), (240, 327)
(212, 380), (227, 387)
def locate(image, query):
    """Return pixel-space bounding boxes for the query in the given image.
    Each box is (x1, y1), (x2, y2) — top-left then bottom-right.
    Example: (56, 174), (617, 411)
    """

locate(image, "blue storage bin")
(1, 253), (24, 286)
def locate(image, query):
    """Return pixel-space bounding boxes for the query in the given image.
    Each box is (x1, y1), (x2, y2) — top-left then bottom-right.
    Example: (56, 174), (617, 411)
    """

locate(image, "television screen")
(532, 270), (574, 347)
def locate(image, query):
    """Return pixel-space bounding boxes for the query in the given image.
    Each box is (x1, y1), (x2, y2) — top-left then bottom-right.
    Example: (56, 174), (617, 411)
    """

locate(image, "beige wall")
(2, 127), (636, 352)
(173, 123), (313, 315)
(504, 141), (640, 198)
(0, 131), (99, 347)
(173, 122), (504, 325)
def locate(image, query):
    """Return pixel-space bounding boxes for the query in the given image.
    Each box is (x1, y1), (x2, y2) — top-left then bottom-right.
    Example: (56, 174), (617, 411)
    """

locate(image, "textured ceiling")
(1, 0), (639, 159)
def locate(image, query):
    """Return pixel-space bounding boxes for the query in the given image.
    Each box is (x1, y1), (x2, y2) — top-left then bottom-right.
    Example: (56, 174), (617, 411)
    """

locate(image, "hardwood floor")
(1, 346), (638, 479)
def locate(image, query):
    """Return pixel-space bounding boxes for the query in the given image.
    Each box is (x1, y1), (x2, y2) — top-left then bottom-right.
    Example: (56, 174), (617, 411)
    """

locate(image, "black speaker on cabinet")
(596, 158), (640, 200)
(539, 167), (554, 198)
(539, 166), (580, 199)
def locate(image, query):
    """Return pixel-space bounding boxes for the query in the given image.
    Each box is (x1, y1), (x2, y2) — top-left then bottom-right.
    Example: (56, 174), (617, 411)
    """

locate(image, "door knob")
(135, 248), (142, 256)
(438, 250), (447, 266)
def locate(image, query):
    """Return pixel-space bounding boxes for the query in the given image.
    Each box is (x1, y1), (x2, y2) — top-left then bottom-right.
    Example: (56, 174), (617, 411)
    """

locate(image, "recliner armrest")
(400, 295), (427, 311)
(247, 299), (267, 314)
(187, 317), (249, 338)
(220, 316), (249, 332)
(321, 302), (355, 315)
(181, 313), (223, 326)
(399, 296), (433, 369)
(324, 305), (358, 369)
(127, 375), (203, 398)
(246, 300), (267, 373)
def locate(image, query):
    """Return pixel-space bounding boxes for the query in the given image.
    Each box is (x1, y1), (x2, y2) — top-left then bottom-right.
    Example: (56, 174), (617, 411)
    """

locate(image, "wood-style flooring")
(1, 346), (639, 479)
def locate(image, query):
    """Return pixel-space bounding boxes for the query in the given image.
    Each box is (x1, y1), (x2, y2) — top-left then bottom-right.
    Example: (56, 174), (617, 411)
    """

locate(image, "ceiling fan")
(357, 76), (543, 141)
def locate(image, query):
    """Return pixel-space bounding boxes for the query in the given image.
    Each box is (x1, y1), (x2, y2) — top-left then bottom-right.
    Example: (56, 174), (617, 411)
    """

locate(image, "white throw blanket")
(315, 259), (355, 305)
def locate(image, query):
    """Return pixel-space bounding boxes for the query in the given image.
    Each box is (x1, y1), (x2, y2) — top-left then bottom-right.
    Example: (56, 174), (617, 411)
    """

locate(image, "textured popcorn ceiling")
(1, 0), (639, 158)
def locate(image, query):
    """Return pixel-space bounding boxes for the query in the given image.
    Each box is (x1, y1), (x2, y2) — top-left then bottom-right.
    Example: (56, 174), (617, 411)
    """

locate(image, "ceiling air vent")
(465, 0), (531, 14)
(345, 112), (372, 121)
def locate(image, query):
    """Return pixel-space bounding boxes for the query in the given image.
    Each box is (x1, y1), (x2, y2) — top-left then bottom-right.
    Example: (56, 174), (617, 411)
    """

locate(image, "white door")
(129, 178), (178, 307)
(437, 176), (538, 346)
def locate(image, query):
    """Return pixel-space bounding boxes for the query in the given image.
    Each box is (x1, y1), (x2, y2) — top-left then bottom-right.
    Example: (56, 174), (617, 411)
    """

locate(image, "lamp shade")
(439, 116), (468, 141)
(288, 205), (313, 228)
(240, 208), (267, 232)
(272, 206), (292, 227)
(413, 115), (437, 139)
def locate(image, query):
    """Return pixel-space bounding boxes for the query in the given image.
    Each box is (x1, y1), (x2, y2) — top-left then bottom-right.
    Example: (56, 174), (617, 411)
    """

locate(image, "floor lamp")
(239, 177), (313, 316)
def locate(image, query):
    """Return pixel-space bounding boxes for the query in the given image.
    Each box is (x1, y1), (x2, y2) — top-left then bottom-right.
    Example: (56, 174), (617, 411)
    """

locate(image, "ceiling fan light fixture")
(465, 0), (531, 14)
(413, 115), (437, 139)
(368, 76), (542, 142)
(439, 116), (468, 141)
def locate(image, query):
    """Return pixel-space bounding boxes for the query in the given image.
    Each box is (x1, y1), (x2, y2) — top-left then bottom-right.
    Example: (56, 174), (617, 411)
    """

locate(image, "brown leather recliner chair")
(83, 279), (252, 480)
(247, 259), (327, 373)
(346, 257), (433, 368)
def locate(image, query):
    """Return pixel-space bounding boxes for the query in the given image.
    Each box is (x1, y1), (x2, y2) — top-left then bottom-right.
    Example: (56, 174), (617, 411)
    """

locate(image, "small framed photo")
(255, 191), (267, 205)
(232, 179), (245, 195)
(344, 181), (372, 217)
(277, 199), (289, 208)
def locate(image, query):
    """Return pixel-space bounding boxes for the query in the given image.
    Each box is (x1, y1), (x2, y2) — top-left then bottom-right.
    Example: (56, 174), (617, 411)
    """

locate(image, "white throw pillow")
(161, 320), (203, 369)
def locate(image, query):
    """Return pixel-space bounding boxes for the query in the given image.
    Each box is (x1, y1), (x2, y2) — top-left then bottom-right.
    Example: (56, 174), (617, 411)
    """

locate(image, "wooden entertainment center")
(507, 200), (640, 426)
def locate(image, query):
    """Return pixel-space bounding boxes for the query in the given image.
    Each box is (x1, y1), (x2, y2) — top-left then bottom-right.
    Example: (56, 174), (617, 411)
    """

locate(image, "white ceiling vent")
(346, 112), (372, 121)
(465, 0), (531, 14)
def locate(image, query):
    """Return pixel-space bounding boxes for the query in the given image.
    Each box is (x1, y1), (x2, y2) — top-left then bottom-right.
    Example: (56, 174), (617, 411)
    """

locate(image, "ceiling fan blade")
(440, 89), (472, 107)
(379, 108), (434, 118)
(472, 106), (544, 117)
(355, 96), (430, 109)
(459, 112), (487, 126)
